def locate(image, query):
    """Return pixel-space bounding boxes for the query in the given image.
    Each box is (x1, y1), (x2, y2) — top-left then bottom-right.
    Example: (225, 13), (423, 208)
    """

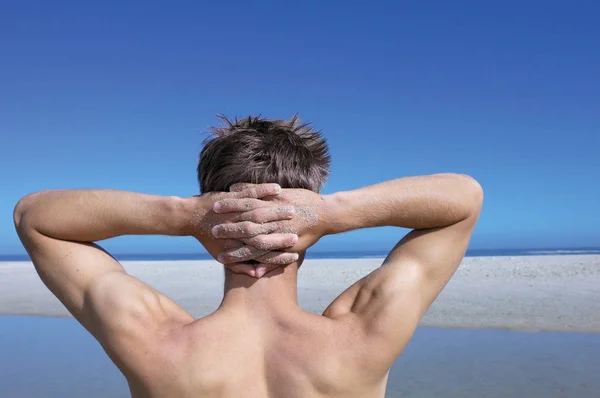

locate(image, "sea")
(1, 248), (599, 397)
(2, 247), (600, 262)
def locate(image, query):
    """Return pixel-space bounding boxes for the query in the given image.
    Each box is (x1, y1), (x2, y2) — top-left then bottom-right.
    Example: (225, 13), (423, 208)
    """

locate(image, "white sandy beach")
(1, 255), (599, 333)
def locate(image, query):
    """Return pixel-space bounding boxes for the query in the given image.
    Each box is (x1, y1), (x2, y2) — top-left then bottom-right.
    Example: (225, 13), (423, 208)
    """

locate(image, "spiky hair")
(197, 115), (330, 193)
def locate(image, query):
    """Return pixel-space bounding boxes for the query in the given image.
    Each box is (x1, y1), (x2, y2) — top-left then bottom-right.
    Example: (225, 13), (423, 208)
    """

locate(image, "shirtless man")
(13, 116), (483, 397)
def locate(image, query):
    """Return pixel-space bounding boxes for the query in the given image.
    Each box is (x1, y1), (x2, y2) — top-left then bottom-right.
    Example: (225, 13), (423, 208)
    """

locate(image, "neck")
(220, 262), (300, 315)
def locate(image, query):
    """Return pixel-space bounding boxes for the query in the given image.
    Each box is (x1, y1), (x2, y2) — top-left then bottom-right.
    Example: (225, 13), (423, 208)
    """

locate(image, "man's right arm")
(321, 173), (483, 361)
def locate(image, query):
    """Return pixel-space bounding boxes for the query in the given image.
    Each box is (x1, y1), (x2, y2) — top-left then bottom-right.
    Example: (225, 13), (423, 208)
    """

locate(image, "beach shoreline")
(1, 255), (599, 333)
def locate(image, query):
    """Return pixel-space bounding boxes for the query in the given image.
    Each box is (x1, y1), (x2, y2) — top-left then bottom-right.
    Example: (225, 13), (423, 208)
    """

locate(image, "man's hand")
(211, 184), (330, 273)
(192, 183), (302, 278)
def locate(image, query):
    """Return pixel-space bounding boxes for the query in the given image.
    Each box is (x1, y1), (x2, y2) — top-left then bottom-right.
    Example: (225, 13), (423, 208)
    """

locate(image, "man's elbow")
(13, 198), (27, 230)
(13, 194), (39, 232)
(458, 174), (484, 217)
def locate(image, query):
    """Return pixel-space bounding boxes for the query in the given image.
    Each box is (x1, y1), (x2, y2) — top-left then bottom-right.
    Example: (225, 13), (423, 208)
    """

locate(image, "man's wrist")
(165, 195), (206, 237)
(321, 192), (353, 236)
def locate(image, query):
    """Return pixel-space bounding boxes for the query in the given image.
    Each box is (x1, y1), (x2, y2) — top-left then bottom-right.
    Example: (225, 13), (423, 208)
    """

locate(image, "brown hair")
(197, 115), (330, 193)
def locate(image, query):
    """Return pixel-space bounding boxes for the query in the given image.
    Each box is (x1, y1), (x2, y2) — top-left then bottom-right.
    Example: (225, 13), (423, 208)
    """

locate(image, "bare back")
(126, 306), (389, 398)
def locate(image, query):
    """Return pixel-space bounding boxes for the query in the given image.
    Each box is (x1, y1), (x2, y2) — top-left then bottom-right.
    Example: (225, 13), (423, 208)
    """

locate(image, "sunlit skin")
(14, 174), (482, 397)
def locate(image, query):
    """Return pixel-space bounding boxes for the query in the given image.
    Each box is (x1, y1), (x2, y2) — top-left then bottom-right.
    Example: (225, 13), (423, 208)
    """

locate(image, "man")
(14, 116), (483, 397)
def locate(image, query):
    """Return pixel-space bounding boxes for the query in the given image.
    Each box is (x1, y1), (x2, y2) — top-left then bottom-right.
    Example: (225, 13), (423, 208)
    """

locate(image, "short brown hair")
(197, 115), (330, 193)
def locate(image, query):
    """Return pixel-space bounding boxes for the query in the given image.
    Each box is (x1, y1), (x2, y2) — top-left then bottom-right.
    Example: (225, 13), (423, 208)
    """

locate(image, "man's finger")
(256, 251), (299, 267)
(226, 262), (281, 278)
(224, 261), (284, 278)
(217, 245), (268, 264)
(214, 198), (265, 213)
(241, 234), (297, 251)
(225, 263), (258, 278)
(232, 183), (281, 199)
(212, 221), (281, 239)
(253, 263), (281, 278)
(222, 239), (244, 250)
(229, 183), (256, 192)
(240, 207), (295, 223)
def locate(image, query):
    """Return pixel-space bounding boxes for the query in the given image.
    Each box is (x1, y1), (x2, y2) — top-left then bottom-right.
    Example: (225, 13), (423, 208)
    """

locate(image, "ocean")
(2, 247), (600, 262)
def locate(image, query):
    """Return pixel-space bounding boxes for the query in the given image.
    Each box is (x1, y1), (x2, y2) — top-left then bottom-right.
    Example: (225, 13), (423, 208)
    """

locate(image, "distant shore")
(1, 255), (599, 333)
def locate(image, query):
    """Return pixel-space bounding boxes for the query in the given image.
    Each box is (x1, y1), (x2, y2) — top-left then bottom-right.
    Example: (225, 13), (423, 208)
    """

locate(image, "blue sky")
(1, 0), (598, 255)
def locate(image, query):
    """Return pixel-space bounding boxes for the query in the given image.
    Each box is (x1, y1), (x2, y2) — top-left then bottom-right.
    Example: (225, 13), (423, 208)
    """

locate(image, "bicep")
(324, 214), (479, 360)
(17, 226), (125, 322)
(17, 228), (192, 365)
(385, 213), (479, 311)
(323, 261), (425, 363)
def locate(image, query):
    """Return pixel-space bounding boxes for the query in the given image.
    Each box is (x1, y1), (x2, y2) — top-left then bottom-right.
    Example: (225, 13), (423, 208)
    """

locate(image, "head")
(198, 115), (330, 193)
(199, 115), (330, 282)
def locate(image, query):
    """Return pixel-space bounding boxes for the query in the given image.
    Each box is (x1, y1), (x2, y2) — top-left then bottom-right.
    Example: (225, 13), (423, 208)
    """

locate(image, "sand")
(1, 255), (599, 333)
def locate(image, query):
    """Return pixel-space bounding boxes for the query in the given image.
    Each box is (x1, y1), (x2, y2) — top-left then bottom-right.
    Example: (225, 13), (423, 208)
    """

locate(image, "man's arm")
(13, 190), (199, 375)
(321, 174), (483, 362)
(13, 191), (198, 343)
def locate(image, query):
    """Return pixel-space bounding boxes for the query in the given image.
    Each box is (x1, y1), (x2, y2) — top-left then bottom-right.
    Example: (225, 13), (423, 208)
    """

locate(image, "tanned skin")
(14, 174), (483, 397)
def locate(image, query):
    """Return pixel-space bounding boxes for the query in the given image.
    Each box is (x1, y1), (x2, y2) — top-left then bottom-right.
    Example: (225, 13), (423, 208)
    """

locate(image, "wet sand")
(1, 255), (599, 332)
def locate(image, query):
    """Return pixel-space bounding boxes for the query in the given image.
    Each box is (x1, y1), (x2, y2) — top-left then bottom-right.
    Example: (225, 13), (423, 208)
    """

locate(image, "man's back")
(129, 305), (388, 398)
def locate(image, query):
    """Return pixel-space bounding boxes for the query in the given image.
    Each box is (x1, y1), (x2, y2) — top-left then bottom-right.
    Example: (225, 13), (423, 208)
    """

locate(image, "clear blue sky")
(1, 0), (598, 255)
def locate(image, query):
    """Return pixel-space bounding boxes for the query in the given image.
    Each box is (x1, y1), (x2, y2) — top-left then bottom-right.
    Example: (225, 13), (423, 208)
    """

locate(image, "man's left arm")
(13, 190), (201, 363)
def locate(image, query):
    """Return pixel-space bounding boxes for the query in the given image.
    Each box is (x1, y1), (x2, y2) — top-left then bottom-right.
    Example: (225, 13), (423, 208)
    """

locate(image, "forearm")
(13, 190), (197, 242)
(325, 173), (483, 234)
